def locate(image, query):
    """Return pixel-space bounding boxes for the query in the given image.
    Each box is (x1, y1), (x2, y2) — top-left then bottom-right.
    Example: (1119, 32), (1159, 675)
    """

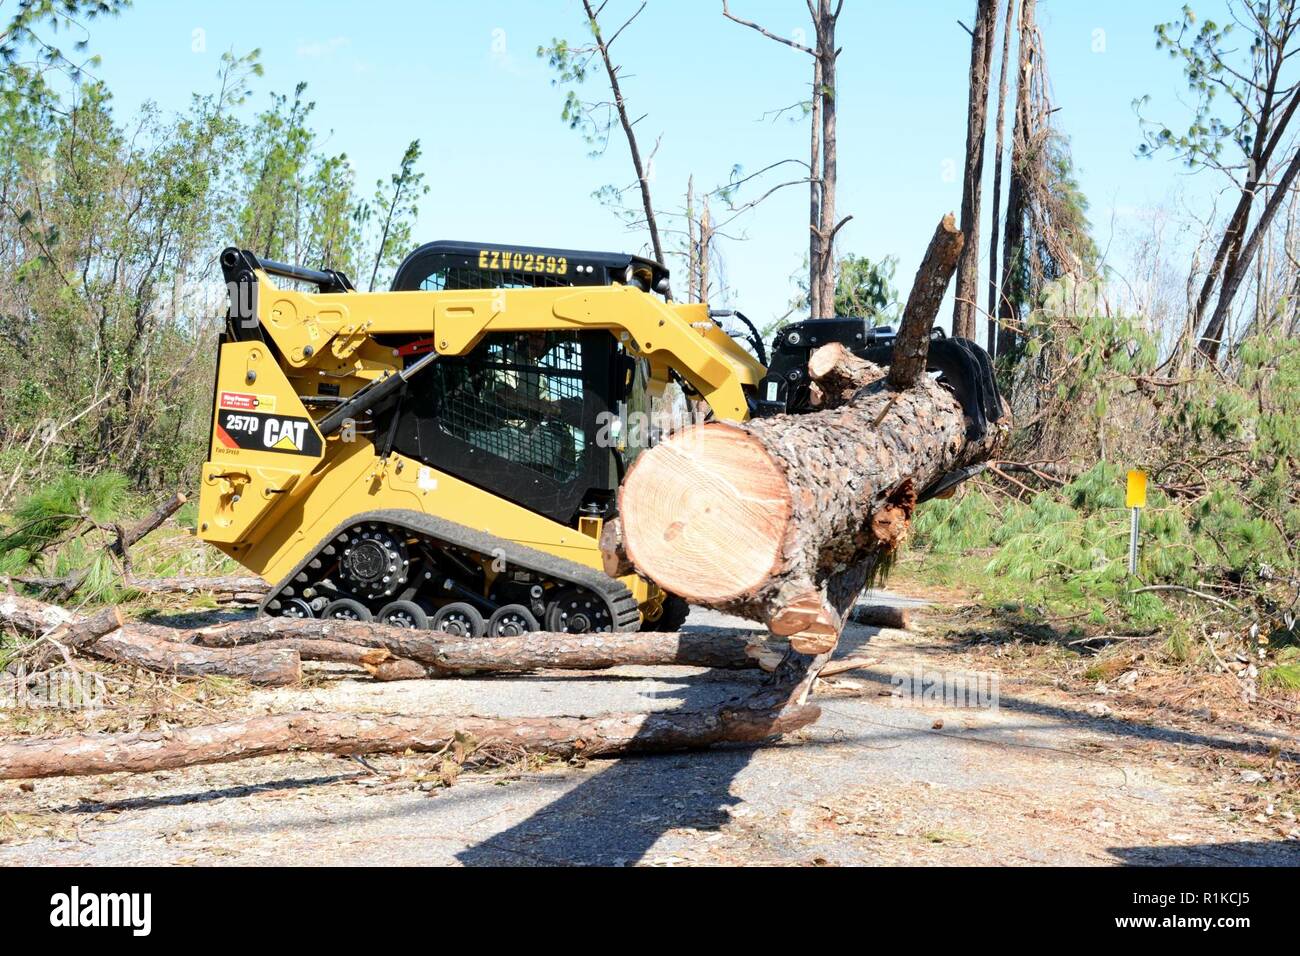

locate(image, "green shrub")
(0, 470), (129, 569)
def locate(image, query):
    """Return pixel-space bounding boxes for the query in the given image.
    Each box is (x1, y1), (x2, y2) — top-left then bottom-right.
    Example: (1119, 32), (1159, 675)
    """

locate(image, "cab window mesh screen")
(420, 268), (573, 291)
(430, 332), (587, 483)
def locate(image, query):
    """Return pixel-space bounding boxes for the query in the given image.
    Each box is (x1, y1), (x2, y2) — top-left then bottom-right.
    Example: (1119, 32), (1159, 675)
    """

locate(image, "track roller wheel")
(321, 598), (372, 622)
(376, 600), (429, 629)
(280, 598), (315, 619)
(430, 602), (485, 638)
(544, 587), (613, 633)
(487, 604), (540, 637)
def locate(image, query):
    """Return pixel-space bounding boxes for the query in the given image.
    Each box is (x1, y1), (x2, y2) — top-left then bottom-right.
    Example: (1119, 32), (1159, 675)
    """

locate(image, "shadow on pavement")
(456, 657), (787, 866)
(1109, 840), (1300, 866)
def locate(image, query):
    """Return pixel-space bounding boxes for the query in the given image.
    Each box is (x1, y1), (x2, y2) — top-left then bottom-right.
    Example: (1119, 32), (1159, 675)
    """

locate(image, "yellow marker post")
(1126, 470), (1147, 574)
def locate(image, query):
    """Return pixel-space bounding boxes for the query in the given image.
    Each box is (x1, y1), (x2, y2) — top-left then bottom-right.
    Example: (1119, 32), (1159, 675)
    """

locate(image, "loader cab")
(386, 241), (668, 528)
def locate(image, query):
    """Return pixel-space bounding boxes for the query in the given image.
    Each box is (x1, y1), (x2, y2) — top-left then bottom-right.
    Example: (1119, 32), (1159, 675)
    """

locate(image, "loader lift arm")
(220, 247), (764, 424)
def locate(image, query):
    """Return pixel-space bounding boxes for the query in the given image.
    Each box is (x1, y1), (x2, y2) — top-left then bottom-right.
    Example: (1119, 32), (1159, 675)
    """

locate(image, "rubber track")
(260, 508), (641, 631)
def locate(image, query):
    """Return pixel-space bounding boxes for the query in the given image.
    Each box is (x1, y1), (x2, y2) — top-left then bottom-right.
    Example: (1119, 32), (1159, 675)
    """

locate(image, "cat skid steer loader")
(198, 241), (1002, 636)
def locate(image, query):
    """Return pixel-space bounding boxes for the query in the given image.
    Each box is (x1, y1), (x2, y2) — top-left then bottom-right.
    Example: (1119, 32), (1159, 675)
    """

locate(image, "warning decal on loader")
(219, 390), (277, 413)
(216, 410), (322, 457)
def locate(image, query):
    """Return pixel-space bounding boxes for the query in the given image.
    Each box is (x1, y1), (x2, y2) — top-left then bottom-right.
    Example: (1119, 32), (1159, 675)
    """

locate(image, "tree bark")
(1199, 143), (1300, 359)
(618, 212), (991, 655)
(807, 341), (885, 408)
(584, 0), (663, 265)
(953, 0), (998, 340)
(850, 604), (912, 629)
(122, 574), (270, 602)
(890, 213), (965, 389)
(996, 0), (1035, 357)
(86, 627), (300, 684)
(986, 0), (1016, 355)
(236, 638), (391, 668)
(187, 617), (773, 674)
(0, 702), (822, 780)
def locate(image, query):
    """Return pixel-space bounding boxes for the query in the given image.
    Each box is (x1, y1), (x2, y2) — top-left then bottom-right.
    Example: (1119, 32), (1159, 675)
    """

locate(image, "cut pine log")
(2, 594), (786, 682)
(850, 604), (912, 630)
(0, 702), (821, 780)
(807, 342), (885, 408)
(93, 628), (301, 685)
(0, 594), (123, 653)
(599, 517), (635, 578)
(188, 617), (771, 674)
(123, 575), (269, 603)
(617, 374), (994, 652)
(618, 213), (997, 656)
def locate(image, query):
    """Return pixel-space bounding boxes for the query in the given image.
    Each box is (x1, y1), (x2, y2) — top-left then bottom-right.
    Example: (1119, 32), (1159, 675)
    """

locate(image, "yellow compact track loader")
(197, 241), (1003, 636)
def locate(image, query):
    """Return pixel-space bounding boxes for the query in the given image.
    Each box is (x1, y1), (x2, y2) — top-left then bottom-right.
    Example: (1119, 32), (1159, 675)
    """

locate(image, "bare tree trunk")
(0, 704), (822, 781)
(1201, 146), (1300, 358)
(986, 0), (1016, 355)
(188, 617), (777, 674)
(1192, 47), (1300, 360)
(722, 0), (844, 319)
(997, 0), (1035, 357)
(815, 0), (841, 316)
(584, 0), (664, 265)
(1193, 200), (1252, 359)
(809, 55), (824, 319)
(687, 175), (699, 302)
(953, 0), (998, 341)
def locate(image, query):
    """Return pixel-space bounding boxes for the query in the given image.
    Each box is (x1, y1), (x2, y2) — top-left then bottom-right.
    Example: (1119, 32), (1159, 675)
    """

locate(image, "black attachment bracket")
(754, 317), (1004, 441)
(220, 247), (355, 339)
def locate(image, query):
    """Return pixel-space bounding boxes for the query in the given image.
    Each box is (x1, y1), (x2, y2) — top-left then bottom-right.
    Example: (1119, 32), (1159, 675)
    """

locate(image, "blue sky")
(75, 0), (1217, 330)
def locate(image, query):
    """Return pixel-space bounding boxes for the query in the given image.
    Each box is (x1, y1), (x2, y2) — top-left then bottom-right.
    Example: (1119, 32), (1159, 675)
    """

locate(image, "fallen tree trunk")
(1, 598), (298, 684)
(123, 575), (269, 603)
(0, 701), (821, 780)
(850, 604), (912, 630)
(618, 214), (994, 656)
(3, 594), (783, 682)
(223, 637), (389, 668)
(188, 617), (771, 673)
(94, 628), (301, 685)
(371, 658), (430, 681)
(0, 594), (125, 671)
(0, 594), (123, 648)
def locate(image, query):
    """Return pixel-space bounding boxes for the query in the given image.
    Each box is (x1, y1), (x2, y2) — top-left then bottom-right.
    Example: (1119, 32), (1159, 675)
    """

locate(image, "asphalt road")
(1, 592), (1296, 866)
